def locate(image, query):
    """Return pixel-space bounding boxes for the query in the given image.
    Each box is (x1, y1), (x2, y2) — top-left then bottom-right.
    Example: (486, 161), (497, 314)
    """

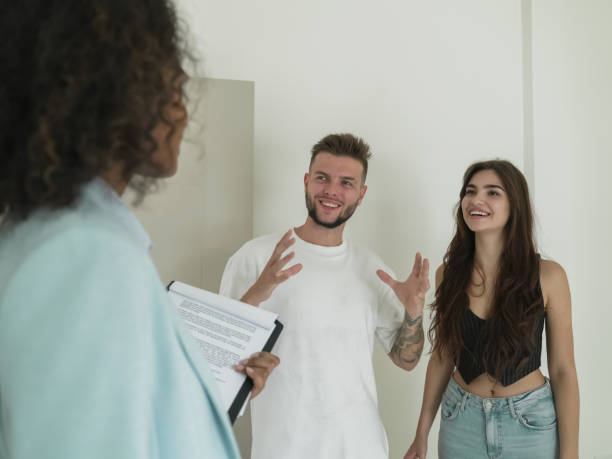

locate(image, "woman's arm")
(404, 348), (455, 459)
(542, 260), (579, 458)
(404, 264), (454, 459)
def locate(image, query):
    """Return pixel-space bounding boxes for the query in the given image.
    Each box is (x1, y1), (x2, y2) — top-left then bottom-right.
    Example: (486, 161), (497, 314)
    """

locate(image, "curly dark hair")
(430, 160), (544, 381)
(0, 0), (188, 220)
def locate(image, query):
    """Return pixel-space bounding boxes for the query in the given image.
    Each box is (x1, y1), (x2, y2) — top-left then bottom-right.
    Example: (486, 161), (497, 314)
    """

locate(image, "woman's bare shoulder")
(539, 258), (570, 310)
(540, 258), (567, 284)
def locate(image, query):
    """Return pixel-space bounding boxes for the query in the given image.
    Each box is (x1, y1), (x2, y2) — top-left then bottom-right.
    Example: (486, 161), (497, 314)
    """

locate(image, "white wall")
(174, 1), (610, 457)
(531, 1), (612, 457)
(126, 78), (254, 292)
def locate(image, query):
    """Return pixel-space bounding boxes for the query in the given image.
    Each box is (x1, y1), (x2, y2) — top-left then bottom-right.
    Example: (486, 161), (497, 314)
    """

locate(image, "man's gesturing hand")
(376, 252), (430, 319)
(241, 229), (303, 307)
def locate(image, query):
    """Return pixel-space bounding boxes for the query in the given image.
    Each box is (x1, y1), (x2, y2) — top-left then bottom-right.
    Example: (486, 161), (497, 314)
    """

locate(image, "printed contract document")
(167, 281), (283, 423)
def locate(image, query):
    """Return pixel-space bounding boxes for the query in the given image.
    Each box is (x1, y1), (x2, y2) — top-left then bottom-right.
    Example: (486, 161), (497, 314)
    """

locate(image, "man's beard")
(305, 193), (359, 229)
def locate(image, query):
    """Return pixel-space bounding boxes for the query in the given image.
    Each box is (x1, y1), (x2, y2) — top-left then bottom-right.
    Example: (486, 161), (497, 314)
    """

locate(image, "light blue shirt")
(0, 179), (241, 459)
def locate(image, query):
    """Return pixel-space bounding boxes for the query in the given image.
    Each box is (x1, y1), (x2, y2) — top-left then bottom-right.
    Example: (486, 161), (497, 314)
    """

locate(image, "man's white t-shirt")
(220, 231), (405, 459)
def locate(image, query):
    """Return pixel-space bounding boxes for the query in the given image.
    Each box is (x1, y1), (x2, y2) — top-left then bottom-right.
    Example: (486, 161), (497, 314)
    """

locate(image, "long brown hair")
(430, 160), (544, 380)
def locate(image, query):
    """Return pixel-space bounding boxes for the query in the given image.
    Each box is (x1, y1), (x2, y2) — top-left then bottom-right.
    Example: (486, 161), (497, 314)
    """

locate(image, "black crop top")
(457, 295), (545, 386)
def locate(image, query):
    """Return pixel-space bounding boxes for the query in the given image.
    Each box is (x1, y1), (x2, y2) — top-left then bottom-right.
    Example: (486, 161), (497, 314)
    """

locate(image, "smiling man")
(220, 133), (430, 459)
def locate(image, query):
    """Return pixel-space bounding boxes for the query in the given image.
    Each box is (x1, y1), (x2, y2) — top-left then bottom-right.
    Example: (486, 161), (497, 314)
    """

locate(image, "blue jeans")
(438, 377), (559, 458)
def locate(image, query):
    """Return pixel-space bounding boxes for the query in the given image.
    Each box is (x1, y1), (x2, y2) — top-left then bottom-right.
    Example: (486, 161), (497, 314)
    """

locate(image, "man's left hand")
(376, 252), (430, 319)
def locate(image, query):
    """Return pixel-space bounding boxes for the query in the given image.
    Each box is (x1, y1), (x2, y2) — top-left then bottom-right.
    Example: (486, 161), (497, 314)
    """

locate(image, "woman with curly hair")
(0, 1), (276, 458)
(403, 160), (579, 458)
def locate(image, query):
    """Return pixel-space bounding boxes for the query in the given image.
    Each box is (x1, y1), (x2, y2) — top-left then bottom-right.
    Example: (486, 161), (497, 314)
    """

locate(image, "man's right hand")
(240, 229), (302, 306)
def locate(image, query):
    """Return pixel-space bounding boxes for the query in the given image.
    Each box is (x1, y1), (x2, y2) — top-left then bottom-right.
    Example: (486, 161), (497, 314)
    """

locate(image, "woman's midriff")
(453, 369), (547, 398)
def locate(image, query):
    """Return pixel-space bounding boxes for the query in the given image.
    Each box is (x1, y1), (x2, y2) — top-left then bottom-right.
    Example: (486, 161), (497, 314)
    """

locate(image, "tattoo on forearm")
(391, 312), (424, 367)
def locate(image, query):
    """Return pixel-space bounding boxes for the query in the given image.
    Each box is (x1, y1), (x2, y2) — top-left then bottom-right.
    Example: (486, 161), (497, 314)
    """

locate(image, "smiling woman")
(461, 170), (510, 234)
(404, 159), (579, 459)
